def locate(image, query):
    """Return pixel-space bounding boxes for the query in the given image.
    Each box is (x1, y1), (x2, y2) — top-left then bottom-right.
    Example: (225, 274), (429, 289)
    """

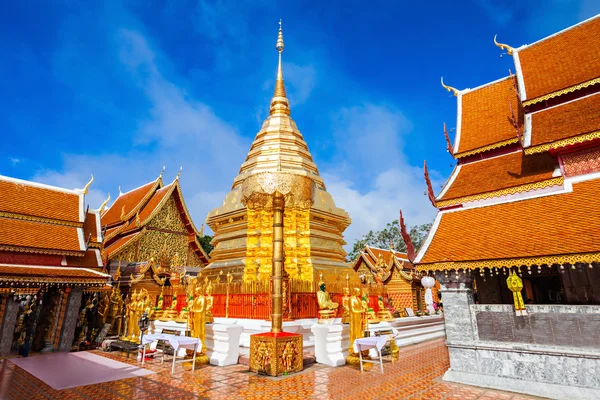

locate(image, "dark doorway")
(524, 275), (565, 304)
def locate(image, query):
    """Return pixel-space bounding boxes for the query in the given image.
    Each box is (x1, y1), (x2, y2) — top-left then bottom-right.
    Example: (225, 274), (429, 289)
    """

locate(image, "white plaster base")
(214, 317), (317, 357)
(444, 369), (600, 400)
(311, 324), (349, 367)
(205, 324), (243, 366)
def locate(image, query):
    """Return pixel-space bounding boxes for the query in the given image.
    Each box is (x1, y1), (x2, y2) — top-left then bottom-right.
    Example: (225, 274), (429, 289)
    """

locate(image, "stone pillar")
(0, 296), (19, 356)
(435, 271), (475, 343)
(58, 287), (83, 352)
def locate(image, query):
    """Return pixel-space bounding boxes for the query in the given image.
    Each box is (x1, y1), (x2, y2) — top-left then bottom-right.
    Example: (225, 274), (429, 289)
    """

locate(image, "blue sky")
(1, 0), (598, 248)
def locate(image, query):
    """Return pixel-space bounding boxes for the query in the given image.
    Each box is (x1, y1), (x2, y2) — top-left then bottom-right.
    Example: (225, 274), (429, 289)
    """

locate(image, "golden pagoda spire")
(270, 20), (290, 116)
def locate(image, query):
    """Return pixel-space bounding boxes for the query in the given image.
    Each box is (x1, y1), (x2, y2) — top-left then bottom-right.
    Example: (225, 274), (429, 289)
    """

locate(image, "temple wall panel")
(137, 230), (194, 266)
(147, 197), (187, 232)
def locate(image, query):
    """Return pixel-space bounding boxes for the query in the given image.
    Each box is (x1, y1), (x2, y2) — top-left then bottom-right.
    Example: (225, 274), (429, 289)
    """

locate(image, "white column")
(311, 323), (348, 367)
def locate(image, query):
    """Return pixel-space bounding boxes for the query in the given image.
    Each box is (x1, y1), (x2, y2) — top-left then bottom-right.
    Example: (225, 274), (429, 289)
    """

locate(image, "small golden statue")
(341, 287), (351, 324)
(98, 294), (110, 325)
(205, 282), (214, 324)
(362, 287), (379, 325)
(108, 286), (124, 335)
(317, 276), (339, 323)
(153, 288), (164, 320)
(281, 341), (295, 372)
(161, 295), (179, 321)
(377, 296), (394, 321)
(347, 288), (366, 365)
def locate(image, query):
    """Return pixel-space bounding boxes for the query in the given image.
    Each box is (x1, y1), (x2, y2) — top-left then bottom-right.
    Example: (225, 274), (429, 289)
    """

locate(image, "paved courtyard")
(0, 339), (543, 399)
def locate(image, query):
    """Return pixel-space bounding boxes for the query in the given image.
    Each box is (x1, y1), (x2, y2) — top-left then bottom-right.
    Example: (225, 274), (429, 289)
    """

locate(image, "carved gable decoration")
(148, 196), (187, 232)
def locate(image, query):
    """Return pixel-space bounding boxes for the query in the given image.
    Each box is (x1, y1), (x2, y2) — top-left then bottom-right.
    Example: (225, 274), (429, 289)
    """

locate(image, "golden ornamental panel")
(147, 197), (187, 232)
(418, 251), (600, 272)
(522, 77), (600, 107)
(241, 172), (315, 209)
(455, 138), (519, 159)
(436, 177), (564, 208)
(525, 130), (600, 155)
(249, 333), (303, 377)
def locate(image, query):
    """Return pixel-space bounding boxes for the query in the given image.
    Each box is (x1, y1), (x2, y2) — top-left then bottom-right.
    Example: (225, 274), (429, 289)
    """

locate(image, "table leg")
(142, 345), (147, 367)
(358, 346), (363, 372)
(192, 345), (197, 372)
(172, 348), (177, 375)
(379, 349), (383, 373)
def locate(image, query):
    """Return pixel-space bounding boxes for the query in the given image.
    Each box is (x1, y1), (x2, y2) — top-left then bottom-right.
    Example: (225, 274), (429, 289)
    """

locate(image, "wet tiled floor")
(0, 339), (544, 399)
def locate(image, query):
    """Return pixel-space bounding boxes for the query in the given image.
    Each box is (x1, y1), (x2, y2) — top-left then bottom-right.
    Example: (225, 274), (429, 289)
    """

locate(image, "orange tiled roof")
(457, 77), (520, 156)
(529, 93), (600, 148)
(0, 264), (109, 283)
(353, 246), (412, 270)
(102, 180), (160, 227)
(83, 211), (101, 243)
(0, 217), (82, 254)
(518, 17), (600, 102)
(419, 178), (600, 266)
(0, 178), (80, 223)
(438, 151), (558, 204)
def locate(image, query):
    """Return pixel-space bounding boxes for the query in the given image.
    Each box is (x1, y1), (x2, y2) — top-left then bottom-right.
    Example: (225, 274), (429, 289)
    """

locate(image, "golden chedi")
(204, 20), (352, 284)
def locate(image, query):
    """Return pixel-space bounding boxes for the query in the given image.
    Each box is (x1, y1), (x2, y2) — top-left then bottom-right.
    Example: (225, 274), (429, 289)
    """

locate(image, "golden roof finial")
(441, 77), (459, 96)
(494, 35), (514, 56)
(98, 193), (110, 213)
(118, 186), (123, 196)
(176, 166), (182, 181)
(270, 20), (290, 116)
(199, 223), (205, 236)
(120, 205), (126, 221)
(159, 166), (165, 179)
(76, 174), (94, 195)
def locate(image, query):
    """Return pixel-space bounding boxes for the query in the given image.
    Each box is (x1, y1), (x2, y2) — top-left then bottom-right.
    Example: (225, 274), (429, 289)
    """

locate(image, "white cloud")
(284, 63), (316, 105)
(32, 28), (250, 233)
(10, 158), (20, 165)
(321, 104), (440, 250)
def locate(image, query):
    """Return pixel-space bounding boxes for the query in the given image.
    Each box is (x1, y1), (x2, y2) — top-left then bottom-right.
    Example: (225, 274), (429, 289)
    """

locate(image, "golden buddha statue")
(122, 290), (138, 341)
(205, 282), (214, 324)
(317, 280), (339, 323)
(377, 296), (394, 321)
(161, 296), (179, 321)
(347, 288), (366, 364)
(190, 285), (209, 363)
(341, 287), (351, 324)
(153, 292), (164, 320)
(130, 290), (146, 342)
(361, 288), (379, 325)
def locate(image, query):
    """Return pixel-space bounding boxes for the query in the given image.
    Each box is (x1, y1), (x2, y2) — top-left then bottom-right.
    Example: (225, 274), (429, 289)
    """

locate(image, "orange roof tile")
(518, 17), (600, 102)
(0, 217), (82, 254)
(530, 93), (600, 148)
(102, 180), (159, 227)
(438, 151), (558, 204)
(0, 178), (80, 223)
(0, 264), (109, 282)
(83, 211), (101, 243)
(419, 178), (600, 265)
(457, 77), (520, 156)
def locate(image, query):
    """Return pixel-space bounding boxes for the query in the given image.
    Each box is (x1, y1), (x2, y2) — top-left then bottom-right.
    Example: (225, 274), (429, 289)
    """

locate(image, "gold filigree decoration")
(0, 244), (82, 257)
(241, 172), (315, 209)
(147, 196), (187, 232)
(524, 130), (600, 155)
(436, 177), (564, 207)
(523, 77), (600, 106)
(0, 211), (83, 228)
(417, 251), (600, 272)
(455, 137), (519, 158)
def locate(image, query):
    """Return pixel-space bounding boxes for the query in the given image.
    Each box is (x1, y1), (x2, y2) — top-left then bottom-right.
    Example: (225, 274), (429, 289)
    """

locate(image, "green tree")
(347, 220), (432, 262)
(198, 235), (214, 255)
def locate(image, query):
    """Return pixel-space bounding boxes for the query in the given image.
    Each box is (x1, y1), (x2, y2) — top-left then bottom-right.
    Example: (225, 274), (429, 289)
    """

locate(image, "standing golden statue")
(341, 287), (351, 324)
(347, 288), (366, 365)
(190, 284), (209, 364)
(317, 277), (339, 323)
(361, 287), (379, 325)
(108, 286), (123, 335)
(123, 290), (138, 341)
(205, 282), (214, 324)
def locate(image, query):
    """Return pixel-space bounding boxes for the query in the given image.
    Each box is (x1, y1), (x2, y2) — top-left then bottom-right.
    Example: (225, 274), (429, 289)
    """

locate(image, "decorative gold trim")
(523, 77), (600, 106)
(455, 138), (519, 158)
(0, 212), (82, 227)
(0, 245), (82, 257)
(417, 252), (600, 272)
(493, 35), (514, 55)
(441, 77), (458, 96)
(524, 130), (600, 155)
(437, 177), (564, 207)
(0, 275), (107, 285)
